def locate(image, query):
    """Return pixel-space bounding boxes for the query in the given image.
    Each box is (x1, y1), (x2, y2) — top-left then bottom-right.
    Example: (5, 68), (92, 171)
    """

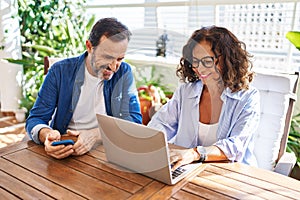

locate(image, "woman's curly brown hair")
(176, 26), (254, 92)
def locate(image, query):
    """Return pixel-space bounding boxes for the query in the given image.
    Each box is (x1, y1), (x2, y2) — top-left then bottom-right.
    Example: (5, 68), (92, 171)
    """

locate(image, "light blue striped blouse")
(147, 80), (260, 166)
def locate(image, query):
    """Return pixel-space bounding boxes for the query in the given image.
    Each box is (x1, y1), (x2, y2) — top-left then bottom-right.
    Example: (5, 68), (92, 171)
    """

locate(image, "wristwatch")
(196, 146), (207, 162)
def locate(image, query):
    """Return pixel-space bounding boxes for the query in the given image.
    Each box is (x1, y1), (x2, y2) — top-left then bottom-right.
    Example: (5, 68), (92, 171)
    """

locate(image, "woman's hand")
(169, 147), (199, 171)
(44, 129), (74, 159)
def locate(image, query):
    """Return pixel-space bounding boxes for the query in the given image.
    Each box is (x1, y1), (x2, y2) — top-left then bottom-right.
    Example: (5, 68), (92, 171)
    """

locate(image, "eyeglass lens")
(192, 56), (214, 68)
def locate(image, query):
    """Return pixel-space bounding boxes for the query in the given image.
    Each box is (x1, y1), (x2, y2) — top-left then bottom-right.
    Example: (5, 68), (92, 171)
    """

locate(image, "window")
(85, 0), (300, 73)
(219, 3), (300, 72)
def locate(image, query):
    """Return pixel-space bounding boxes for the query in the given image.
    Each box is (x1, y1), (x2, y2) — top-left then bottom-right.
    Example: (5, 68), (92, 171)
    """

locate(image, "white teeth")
(199, 73), (211, 79)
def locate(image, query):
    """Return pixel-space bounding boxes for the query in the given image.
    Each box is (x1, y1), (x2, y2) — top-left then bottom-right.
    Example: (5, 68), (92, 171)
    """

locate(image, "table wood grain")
(1, 140), (299, 199)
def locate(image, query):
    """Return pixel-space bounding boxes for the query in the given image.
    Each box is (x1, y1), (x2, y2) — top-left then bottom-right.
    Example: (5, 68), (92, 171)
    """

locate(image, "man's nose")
(108, 60), (118, 71)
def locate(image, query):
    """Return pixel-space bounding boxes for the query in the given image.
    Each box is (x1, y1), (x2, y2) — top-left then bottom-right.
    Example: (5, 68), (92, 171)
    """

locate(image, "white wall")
(0, 0), (22, 112)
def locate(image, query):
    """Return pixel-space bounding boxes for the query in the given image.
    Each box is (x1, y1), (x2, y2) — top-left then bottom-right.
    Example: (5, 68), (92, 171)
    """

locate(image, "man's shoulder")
(119, 61), (132, 72)
(52, 54), (83, 67)
(49, 53), (85, 73)
(113, 62), (133, 77)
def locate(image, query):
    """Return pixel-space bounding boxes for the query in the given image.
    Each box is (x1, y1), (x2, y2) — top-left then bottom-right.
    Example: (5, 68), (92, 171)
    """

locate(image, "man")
(26, 18), (142, 159)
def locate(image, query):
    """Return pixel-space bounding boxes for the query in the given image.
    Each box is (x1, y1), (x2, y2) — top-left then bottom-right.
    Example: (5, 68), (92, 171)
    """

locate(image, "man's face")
(89, 36), (128, 80)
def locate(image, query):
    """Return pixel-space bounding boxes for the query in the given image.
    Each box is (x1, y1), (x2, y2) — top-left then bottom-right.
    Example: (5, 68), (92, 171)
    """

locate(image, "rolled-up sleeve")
(30, 124), (52, 144)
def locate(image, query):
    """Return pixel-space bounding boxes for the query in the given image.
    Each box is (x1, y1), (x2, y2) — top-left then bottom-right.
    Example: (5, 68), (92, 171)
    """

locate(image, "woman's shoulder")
(239, 86), (260, 104)
(172, 81), (202, 99)
(224, 85), (259, 102)
(243, 85), (260, 97)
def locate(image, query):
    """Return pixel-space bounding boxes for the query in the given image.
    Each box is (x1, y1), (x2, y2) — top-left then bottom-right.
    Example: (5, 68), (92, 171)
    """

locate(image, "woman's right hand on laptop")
(169, 148), (199, 171)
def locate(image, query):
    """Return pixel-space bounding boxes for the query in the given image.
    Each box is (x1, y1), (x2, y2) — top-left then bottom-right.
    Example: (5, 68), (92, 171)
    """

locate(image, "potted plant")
(134, 66), (173, 125)
(286, 31), (300, 179)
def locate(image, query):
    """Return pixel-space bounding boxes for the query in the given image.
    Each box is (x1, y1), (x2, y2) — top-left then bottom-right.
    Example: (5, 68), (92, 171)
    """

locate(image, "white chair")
(251, 70), (299, 176)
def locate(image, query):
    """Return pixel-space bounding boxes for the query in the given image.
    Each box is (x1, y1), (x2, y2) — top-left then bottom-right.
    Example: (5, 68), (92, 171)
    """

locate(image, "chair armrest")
(274, 152), (296, 176)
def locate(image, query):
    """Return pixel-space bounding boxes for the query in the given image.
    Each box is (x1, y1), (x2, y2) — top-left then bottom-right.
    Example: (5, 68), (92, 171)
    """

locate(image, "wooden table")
(1, 140), (300, 199)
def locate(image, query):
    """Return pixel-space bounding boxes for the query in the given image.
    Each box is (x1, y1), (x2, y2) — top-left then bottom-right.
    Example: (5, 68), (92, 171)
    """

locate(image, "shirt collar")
(221, 87), (244, 101)
(187, 81), (244, 101)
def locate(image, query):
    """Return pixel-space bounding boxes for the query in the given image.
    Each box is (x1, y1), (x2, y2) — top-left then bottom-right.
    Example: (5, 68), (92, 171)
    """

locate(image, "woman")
(147, 26), (260, 170)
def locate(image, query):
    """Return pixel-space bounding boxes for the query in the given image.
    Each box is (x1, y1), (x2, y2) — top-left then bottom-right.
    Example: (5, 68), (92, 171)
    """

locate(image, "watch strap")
(196, 146), (207, 162)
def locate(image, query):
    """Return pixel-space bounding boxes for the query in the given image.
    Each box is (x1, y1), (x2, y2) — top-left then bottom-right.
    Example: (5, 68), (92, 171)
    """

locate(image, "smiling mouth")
(199, 72), (211, 79)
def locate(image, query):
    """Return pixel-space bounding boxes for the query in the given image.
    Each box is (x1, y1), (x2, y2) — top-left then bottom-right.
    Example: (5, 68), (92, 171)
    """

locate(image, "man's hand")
(43, 129), (74, 159)
(68, 128), (102, 156)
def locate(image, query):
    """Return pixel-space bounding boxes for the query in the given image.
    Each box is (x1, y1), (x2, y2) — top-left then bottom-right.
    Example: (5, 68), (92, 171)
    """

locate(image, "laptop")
(96, 114), (203, 185)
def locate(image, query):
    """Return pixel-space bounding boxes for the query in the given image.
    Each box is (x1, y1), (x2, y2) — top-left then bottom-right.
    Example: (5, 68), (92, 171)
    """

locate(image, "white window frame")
(85, 0), (300, 73)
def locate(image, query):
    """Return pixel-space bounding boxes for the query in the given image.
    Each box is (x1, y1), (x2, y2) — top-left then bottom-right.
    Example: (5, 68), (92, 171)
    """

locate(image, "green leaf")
(86, 15), (96, 31)
(31, 44), (57, 54)
(4, 58), (34, 65)
(66, 19), (76, 48)
(286, 31), (300, 51)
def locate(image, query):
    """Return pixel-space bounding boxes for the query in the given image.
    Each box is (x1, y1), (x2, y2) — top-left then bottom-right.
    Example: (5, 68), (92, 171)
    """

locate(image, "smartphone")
(51, 139), (75, 146)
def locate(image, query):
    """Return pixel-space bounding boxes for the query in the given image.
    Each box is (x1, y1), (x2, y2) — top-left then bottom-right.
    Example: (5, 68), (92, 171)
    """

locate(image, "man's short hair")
(88, 17), (132, 47)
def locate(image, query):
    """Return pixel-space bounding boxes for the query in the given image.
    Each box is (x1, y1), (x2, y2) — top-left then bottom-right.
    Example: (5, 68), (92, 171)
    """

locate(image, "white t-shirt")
(68, 66), (106, 130)
(31, 64), (107, 143)
(198, 122), (218, 146)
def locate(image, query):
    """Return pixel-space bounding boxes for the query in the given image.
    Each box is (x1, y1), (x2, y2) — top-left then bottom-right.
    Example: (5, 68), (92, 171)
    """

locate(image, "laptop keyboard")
(172, 166), (187, 179)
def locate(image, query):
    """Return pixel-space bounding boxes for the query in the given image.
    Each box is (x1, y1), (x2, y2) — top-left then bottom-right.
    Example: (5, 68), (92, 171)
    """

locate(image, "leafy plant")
(133, 65), (173, 104)
(287, 113), (300, 167)
(6, 0), (95, 114)
(286, 31), (300, 167)
(286, 31), (300, 51)
(130, 64), (174, 125)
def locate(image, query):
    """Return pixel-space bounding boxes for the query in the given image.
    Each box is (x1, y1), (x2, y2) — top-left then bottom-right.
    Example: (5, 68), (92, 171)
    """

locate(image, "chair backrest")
(251, 70), (299, 170)
(43, 56), (64, 75)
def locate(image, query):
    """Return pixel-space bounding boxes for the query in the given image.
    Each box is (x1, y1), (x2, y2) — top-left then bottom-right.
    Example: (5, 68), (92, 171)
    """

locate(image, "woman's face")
(191, 41), (221, 86)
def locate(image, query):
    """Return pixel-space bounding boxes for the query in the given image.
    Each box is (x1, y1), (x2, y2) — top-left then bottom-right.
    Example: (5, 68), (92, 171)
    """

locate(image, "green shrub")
(7, 0), (95, 114)
(287, 113), (300, 167)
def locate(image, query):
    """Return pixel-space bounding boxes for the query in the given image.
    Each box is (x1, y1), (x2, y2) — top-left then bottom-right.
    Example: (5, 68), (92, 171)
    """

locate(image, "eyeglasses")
(191, 56), (218, 68)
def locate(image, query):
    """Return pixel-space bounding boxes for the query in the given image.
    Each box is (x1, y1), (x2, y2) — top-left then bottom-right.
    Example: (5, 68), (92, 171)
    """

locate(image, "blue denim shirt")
(148, 80), (260, 166)
(26, 52), (142, 143)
